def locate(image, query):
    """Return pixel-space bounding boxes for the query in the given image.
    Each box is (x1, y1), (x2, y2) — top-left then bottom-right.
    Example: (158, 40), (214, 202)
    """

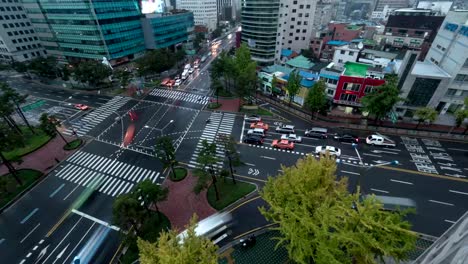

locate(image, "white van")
(247, 128), (266, 137)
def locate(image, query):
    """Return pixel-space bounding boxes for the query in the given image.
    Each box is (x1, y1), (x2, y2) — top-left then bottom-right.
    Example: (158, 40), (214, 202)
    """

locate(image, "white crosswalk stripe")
(149, 89), (210, 105)
(63, 96), (131, 136)
(189, 112), (236, 170)
(54, 151), (162, 197)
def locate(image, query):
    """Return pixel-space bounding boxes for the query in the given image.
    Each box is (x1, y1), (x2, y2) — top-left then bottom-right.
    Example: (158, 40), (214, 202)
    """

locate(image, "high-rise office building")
(175, 0), (217, 31)
(241, 0), (280, 64)
(0, 1), (45, 62)
(374, 0), (409, 12)
(22, 0), (145, 65)
(217, 0), (233, 21)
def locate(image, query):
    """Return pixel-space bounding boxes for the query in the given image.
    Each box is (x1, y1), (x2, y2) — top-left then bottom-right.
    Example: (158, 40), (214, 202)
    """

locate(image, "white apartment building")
(425, 10), (468, 114)
(275, 0), (317, 62)
(176, 0), (217, 31)
(0, 1), (45, 62)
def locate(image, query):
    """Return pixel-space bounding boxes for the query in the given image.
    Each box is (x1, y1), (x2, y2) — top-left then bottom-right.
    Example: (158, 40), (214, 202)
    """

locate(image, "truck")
(366, 133), (396, 147)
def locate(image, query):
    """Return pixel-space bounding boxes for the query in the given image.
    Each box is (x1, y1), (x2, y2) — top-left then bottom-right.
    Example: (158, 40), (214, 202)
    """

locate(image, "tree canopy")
(285, 70), (302, 105)
(414, 107), (438, 128)
(137, 215), (218, 264)
(304, 79), (327, 118)
(259, 155), (416, 264)
(28, 56), (59, 79)
(361, 74), (402, 123)
(155, 136), (178, 180)
(73, 61), (112, 88)
(135, 49), (176, 76)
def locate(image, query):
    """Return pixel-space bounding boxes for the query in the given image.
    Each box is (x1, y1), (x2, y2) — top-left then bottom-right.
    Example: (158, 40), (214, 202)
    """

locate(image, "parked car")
(272, 139), (295, 150)
(74, 104), (89, 110)
(244, 115), (261, 122)
(247, 128), (266, 137)
(314, 146), (341, 157)
(189, 68), (194, 74)
(275, 125), (295, 134)
(250, 121), (269, 130)
(366, 133), (396, 147)
(243, 135), (264, 145)
(334, 133), (359, 143)
(304, 127), (328, 139)
(281, 134), (302, 143)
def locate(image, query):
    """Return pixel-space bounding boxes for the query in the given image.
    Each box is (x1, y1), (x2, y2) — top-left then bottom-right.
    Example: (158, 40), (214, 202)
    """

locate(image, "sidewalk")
(156, 172), (217, 230)
(0, 135), (77, 175)
(259, 95), (468, 141)
(212, 98), (241, 112)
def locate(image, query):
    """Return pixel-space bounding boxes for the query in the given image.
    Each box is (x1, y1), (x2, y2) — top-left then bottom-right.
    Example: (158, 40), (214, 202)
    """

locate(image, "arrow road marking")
(248, 168), (253, 175)
(52, 243), (69, 264)
(34, 244), (48, 264)
(253, 169), (260, 176)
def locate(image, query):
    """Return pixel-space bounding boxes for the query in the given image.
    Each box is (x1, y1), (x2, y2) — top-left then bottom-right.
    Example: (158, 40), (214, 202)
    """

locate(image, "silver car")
(281, 133), (302, 143)
(244, 115), (261, 122)
(314, 145), (341, 157)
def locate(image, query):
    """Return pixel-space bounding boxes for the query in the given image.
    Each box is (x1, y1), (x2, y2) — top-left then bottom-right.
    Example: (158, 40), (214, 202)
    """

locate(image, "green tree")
(175, 48), (186, 66)
(11, 61), (31, 79)
(61, 65), (71, 81)
(0, 82), (34, 134)
(285, 70), (302, 106)
(414, 107), (438, 129)
(39, 113), (69, 146)
(0, 89), (22, 135)
(454, 98), (468, 134)
(0, 122), (24, 185)
(194, 140), (219, 200)
(28, 56), (59, 79)
(114, 69), (132, 89)
(155, 136), (178, 180)
(304, 79), (327, 119)
(271, 74), (278, 94)
(193, 33), (205, 50)
(135, 49), (176, 77)
(259, 155), (416, 264)
(301, 48), (316, 60)
(113, 193), (146, 235)
(218, 134), (240, 184)
(361, 74), (402, 125)
(137, 215), (218, 264)
(134, 179), (168, 214)
(73, 61), (112, 88)
(233, 44), (257, 101)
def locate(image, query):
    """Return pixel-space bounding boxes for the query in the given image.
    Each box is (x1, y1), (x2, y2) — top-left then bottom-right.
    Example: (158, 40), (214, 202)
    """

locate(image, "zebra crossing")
(55, 150), (161, 197)
(189, 112), (236, 169)
(63, 96), (131, 137)
(149, 88), (210, 105)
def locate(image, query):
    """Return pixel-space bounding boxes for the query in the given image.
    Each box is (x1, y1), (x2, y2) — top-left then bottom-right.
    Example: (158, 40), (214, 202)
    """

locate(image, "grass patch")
(3, 127), (51, 161)
(121, 211), (171, 264)
(240, 107), (274, 116)
(63, 139), (82, 150)
(170, 167), (187, 182)
(207, 102), (222, 109)
(0, 169), (43, 208)
(207, 178), (256, 210)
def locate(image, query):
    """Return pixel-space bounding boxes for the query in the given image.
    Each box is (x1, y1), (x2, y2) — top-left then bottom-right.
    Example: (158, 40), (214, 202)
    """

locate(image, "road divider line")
(444, 219), (456, 224)
(379, 165), (468, 183)
(245, 163), (255, 166)
(0, 238), (5, 245)
(449, 190), (468, 196)
(363, 153), (382, 158)
(260, 156), (276, 160)
(342, 171), (360, 175)
(71, 209), (120, 231)
(63, 185), (80, 201)
(228, 196), (261, 213)
(428, 200), (454, 206)
(370, 188), (389, 194)
(49, 184), (65, 198)
(20, 223), (40, 243)
(447, 148), (467, 152)
(233, 223), (277, 240)
(390, 179), (413, 185)
(20, 208), (39, 224)
(234, 174), (266, 183)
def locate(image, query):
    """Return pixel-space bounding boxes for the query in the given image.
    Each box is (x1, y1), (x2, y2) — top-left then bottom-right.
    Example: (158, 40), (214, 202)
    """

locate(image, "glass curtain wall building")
(22, 0), (145, 65)
(141, 11), (194, 49)
(241, 0), (280, 65)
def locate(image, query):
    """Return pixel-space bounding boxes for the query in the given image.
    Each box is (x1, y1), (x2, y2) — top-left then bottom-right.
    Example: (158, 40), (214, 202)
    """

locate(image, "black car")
(243, 135), (264, 145)
(334, 134), (359, 143)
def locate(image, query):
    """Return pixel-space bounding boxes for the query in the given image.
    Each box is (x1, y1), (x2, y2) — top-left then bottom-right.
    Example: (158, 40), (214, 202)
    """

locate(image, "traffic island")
(207, 178), (256, 210)
(3, 127), (51, 161)
(0, 169), (43, 208)
(63, 139), (83, 150)
(169, 167), (188, 182)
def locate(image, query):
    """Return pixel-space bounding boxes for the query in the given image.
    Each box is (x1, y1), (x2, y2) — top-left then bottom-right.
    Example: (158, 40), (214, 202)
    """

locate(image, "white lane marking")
(363, 153), (382, 158)
(63, 185), (80, 200)
(260, 156), (276, 160)
(428, 199), (454, 206)
(245, 163), (255, 166)
(447, 148), (468, 152)
(370, 188), (389, 194)
(71, 209), (120, 231)
(20, 223), (40, 243)
(444, 219), (456, 224)
(449, 190), (468, 196)
(390, 179), (413, 185)
(61, 222), (97, 264)
(341, 170), (360, 175)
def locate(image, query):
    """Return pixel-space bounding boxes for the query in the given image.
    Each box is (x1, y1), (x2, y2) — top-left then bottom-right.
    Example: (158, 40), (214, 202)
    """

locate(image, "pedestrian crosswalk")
(149, 88), (210, 105)
(55, 150), (161, 197)
(189, 112), (236, 169)
(63, 96), (131, 137)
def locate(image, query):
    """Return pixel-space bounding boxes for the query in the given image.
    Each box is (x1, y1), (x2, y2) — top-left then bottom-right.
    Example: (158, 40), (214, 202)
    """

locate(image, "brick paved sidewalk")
(0, 135), (77, 175)
(156, 171), (217, 231)
(212, 98), (241, 112)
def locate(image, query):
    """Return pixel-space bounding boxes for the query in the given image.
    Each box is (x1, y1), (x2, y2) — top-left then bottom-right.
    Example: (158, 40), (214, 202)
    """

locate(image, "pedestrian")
(55, 158), (60, 163)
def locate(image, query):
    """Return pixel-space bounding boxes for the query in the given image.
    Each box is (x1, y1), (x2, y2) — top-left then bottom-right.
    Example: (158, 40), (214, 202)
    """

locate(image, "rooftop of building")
(394, 8), (434, 13)
(311, 61), (331, 72)
(283, 70), (320, 88)
(361, 49), (398, 60)
(327, 40), (349, 46)
(343, 61), (370, 77)
(262, 64), (293, 75)
(285, 55), (315, 70)
(411, 61), (451, 78)
(281, 49), (299, 59)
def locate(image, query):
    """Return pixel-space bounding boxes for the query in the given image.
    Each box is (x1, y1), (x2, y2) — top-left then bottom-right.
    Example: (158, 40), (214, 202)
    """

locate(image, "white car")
(174, 79), (181, 87)
(314, 146), (341, 157)
(189, 68), (194, 74)
(244, 114), (261, 122)
(275, 125), (295, 134)
(281, 134), (302, 143)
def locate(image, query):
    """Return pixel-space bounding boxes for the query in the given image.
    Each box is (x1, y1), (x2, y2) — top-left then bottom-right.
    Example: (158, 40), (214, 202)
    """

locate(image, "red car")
(271, 139), (294, 150)
(250, 121), (269, 130)
(74, 104), (89, 110)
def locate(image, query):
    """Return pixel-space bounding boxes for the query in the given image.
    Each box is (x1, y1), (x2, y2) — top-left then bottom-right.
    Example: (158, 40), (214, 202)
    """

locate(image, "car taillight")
(356, 138), (359, 142)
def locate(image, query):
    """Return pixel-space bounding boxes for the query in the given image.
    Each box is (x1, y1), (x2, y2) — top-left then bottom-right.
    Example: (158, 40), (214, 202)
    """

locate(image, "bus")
(177, 212), (233, 245)
(72, 225), (111, 264)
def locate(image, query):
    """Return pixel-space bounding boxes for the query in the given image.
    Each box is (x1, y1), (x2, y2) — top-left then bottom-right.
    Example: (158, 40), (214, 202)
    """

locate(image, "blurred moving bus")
(177, 212), (233, 245)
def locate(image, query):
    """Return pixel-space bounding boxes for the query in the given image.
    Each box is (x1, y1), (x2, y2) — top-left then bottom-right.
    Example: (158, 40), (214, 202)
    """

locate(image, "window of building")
(340, 93), (357, 102)
(296, 29), (300, 33)
(2, 24), (7, 28)
(35, 51), (40, 56)
(293, 0), (297, 4)
(288, 40), (292, 44)
(327, 89), (334, 95)
(306, 4), (311, 8)
(445, 88), (457, 96)
(5, 7), (10, 11)
(297, 21), (301, 25)
(328, 79), (338, 85)
(455, 74), (468, 82)
(11, 6), (17, 11)
(349, 51), (354, 56)
(21, 14), (26, 18)
(305, 13), (309, 17)
(340, 50), (345, 54)
(8, 23), (13, 28)
(19, 30), (24, 35)
(0, 16), (3, 20)
(18, 6), (22, 10)
(290, 25), (294, 29)
(338, 59), (343, 63)
(26, 22), (30, 26)
(28, 37), (32, 41)
(15, 14), (20, 19)
(299, 5), (304, 8)
(364, 85), (375, 93)
(18, 38), (22, 43)
(0, 7), (4, 11)
(7, 32), (12, 36)
(12, 39), (16, 43)
(34, 37), (38, 40)
(13, 31), (18, 35)
(291, 17), (295, 21)
(463, 58), (468, 68)
(406, 78), (441, 107)
(304, 21), (308, 25)
(23, 54), (28, 59)
(302, 29), (306, 33)
(292, 9), (296, 13)
(289, 33), (293, 36)
(295, 37), (299, 40)
(298, 13), (302, 17)
(343, 83), (360, 91)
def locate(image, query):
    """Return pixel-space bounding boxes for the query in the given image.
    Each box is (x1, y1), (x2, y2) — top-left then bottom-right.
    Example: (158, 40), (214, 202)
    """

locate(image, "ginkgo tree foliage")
(259, 155), (416, 264)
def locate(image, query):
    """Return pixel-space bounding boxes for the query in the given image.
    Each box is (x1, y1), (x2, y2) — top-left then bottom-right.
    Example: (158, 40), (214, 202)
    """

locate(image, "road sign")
(21, 100), (46, 112)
